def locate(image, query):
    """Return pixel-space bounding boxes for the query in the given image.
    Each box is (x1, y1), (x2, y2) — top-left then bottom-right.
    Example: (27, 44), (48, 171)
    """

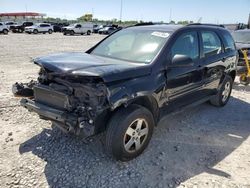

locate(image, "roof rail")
(187, 23), (225, 28)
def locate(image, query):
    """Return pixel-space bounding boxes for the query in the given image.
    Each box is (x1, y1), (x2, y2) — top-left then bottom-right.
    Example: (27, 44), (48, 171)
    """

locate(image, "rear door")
(198, 30), (225, 94)
(39, 24), (46, 32)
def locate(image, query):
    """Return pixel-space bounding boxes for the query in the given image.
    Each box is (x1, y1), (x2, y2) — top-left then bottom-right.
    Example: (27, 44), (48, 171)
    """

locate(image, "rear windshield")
(91, 28), (171, 64)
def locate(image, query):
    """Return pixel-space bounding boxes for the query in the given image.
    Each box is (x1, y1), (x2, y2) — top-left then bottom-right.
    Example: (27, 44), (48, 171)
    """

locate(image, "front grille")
(34, 85), (69, 110)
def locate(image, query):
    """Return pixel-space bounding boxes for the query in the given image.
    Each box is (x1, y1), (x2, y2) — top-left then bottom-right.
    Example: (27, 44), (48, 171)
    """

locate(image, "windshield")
(232, 31), (250, 43)
(91, 28), (170, 63)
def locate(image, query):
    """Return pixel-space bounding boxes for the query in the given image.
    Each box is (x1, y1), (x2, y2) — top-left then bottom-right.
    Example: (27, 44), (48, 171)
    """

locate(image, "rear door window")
(222, 32), (236, 52)
(201, 31), (222, 57)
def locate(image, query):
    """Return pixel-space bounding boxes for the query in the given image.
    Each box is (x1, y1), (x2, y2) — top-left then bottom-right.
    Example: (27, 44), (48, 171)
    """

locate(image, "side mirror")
(169, 54), (194, 67)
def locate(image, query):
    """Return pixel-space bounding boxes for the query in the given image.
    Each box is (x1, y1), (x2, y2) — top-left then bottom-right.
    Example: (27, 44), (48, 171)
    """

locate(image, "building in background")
(0, 12), (46, 22)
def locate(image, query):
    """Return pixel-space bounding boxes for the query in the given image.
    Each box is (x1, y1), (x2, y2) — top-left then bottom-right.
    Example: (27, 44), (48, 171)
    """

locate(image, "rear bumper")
(20, 98), (96, 136)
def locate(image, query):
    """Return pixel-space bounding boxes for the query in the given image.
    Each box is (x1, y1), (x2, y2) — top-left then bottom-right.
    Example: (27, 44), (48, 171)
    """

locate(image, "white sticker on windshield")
(151, 31), (170, 38)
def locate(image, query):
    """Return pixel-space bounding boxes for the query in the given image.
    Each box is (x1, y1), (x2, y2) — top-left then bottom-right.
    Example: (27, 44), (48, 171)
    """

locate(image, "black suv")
(20, 24), (237, 161)
(10, 21), (33, 33)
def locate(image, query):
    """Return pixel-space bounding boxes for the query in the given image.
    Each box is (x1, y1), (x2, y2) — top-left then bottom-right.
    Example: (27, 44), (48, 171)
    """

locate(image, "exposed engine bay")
(17, 68), (110, 137)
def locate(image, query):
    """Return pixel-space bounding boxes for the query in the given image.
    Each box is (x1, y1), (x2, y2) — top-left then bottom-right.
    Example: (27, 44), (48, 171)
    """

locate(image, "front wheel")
(87, 30), (91, 35)
(105, 104), (154, 161)
(33, 29), (38, 34)
(210, 75), (233, 107)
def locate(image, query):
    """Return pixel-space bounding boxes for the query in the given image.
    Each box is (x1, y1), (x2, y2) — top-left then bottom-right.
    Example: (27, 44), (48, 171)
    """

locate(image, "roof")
(0, 12), (46, 17)
(129, 24), (183, 32)
(130, 23), (227, 32)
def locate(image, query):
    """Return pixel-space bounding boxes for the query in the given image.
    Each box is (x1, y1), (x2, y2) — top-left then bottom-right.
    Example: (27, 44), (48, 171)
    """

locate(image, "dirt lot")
(0, 32), (250, 188)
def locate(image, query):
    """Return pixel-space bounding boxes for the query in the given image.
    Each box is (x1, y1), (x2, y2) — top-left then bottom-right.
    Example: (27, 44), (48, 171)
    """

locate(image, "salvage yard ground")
(0, 33), (250, 188)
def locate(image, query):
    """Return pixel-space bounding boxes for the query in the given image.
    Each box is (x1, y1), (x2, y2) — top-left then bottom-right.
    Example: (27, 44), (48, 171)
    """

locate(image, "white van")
(63, 23), (93, 35)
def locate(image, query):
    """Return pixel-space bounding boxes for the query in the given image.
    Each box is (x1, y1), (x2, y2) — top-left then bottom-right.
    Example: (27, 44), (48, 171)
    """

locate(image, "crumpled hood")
(34, 52), (151, 82)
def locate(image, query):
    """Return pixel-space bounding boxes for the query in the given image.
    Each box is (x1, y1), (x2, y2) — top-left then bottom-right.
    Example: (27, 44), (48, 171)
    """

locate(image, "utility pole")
(248, 13), (250, 29)
(169, 8), (172, 23)
(120, 0), (123, 23)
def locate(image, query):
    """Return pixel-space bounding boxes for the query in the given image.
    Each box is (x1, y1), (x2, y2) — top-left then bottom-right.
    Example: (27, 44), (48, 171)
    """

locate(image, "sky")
(0, 0), (250, 24)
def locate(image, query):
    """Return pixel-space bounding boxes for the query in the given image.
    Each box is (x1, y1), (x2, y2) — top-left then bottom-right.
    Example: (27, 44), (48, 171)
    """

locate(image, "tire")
(3, 29), (8, 35)
(87, 30), (91, 35)
(18, 29), (23, 33)
(209, 75), (233, 107)
(63, 32), (67, 35)
(48, 29), (52, 34)
(70, 30), (75, 35)
(105, 104), (154, 161)
(33, 29), (38, 34)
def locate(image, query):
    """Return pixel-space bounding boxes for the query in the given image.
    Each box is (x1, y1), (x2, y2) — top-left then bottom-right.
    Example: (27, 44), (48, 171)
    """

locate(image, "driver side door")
(165, 31), (204, 106)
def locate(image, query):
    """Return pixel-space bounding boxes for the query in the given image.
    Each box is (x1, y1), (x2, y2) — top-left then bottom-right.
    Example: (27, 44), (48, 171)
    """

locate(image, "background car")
(62, 23), (93, 35)
(4, 21), (17, 29)
(98, 26), (117, 35)
(25, 23), (53, 34)
(232, 29), (250, 73)
(10, 21), (34, 33)
(0, 22), (9, 34)
(93, 24), (104, 33)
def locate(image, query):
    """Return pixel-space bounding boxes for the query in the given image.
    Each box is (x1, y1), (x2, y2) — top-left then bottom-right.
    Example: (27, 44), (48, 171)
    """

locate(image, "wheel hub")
(222, 81), (231, 102)
(123, 118), (149, 153)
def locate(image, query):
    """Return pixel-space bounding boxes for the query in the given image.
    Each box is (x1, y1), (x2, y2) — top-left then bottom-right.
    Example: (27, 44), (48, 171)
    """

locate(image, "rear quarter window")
(221, 32), (236, 52)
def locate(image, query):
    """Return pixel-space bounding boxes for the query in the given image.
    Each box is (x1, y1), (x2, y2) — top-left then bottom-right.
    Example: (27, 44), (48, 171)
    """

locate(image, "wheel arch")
(229, 70), (236, 81)
(128, 96), (159, 124)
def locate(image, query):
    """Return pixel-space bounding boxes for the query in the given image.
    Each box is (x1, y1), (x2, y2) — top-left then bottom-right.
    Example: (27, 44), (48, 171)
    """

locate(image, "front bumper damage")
(20, 98), (96, 137)
(21, 97), (96, 136)
(18, 70), (109, 138)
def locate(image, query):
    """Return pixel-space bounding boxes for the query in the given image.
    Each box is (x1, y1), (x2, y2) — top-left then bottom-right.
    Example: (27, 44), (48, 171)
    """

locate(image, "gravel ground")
(0, 32), (250, 188)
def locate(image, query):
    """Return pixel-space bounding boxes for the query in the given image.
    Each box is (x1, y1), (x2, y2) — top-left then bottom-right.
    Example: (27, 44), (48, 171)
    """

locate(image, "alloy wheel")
(222, 81), (231, 102)
(123, 118), (149, 153)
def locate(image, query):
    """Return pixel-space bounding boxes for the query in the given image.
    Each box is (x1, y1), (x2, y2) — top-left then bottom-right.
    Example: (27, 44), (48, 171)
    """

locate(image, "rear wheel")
(18, 29), (23, 33)
(3, 29), (8, 35)
(48, 29), (52, 34)
(105, 104), (154, 161)
(210, 75), (233, 107)
(87, 30), (91, 35)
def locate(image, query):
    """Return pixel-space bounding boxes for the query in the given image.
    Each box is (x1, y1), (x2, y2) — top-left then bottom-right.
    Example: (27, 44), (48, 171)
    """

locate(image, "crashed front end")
(20, 68), (110, 138)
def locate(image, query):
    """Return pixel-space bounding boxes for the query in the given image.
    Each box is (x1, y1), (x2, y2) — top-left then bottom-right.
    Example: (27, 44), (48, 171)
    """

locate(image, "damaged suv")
(19, 24), (237, 161)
